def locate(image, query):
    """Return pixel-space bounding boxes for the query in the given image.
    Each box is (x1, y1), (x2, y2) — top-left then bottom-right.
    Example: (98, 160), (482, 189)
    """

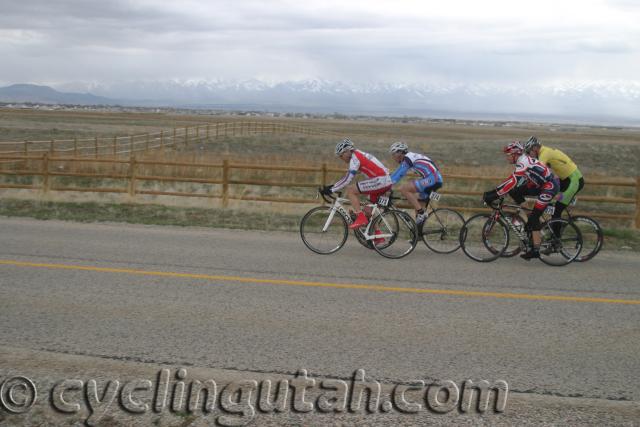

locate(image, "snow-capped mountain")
(25, 79), (640, 124)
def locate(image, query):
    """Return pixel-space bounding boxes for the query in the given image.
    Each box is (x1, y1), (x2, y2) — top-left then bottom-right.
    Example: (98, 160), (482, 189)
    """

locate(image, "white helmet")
(389, 141), (408, 154)
(524, 136), (540, 153)
(335, 138), (355, 155)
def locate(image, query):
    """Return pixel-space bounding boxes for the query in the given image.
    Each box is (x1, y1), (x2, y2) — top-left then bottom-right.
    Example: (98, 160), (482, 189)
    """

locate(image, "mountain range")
(2, 80), (639, 126)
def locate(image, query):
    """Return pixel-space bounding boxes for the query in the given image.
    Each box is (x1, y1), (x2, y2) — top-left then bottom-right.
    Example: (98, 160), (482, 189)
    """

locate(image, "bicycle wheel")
(538, 218), (582, 266)
(570, 215), (603, 262)
(420, 208), (465, 254)
(300, 206), (348, 254)
(501, 212), (526, 258)
(460, 214), (509, 262)
(371, 210), (418, 259)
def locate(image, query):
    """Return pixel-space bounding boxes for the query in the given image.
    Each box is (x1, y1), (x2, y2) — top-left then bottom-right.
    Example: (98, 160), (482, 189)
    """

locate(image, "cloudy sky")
(1, 0), (639, 88)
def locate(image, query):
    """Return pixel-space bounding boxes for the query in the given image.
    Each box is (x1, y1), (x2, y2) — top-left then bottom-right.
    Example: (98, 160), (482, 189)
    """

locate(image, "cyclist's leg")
(345, 183), (363, 213)
(522, 180), (559, 259)
(351, 176), (392, 228)
(411, 176), (442, 222)
(398, 181), (423, 211)
(419, 180), (442, 209)
(508, 185), (527, 204)
(553, 169), (584, 221)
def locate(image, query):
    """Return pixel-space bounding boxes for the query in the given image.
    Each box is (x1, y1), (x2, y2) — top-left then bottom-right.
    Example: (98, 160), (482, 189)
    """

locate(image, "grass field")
(1, 108), (639, 175)
(1, 108), (638, 229)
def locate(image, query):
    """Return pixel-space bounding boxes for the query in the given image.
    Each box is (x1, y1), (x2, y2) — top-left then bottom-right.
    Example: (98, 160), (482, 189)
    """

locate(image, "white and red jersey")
(497, 154), (556, 196)
(331, 150), (389, 192)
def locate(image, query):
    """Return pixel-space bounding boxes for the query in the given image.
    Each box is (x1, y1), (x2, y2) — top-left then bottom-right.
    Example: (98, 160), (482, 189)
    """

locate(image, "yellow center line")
(1, 259), (639, 305)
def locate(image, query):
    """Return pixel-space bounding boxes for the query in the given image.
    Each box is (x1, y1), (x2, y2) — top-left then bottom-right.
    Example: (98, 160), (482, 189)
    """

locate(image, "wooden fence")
(0, 121), (338, 158)
(0, 153), (638, 228)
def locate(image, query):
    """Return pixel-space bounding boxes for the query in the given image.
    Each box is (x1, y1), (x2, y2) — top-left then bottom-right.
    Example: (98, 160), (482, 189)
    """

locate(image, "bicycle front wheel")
(371, 210), (418, 259)
(570, 215), (603, 262)
(300, 206), (348, 254)
(420, 208), (465, 254)
(460, 214), (509, 262)
(538, 218), (582, 266)
(501, 212), (526, 258)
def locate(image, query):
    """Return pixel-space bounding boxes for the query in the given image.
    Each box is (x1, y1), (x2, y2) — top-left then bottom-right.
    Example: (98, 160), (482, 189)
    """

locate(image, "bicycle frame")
(321, 193), (396, 241)
(489, 201), (530, 249)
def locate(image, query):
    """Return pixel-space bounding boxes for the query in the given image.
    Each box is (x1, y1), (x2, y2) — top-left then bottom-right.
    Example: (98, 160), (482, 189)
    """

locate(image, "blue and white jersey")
(390, 152), (442, 184)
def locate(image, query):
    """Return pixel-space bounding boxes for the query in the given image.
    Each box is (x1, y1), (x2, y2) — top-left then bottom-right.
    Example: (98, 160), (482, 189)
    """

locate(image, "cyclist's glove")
(482, 189), (499, 204)
(319, 185), (333, 196)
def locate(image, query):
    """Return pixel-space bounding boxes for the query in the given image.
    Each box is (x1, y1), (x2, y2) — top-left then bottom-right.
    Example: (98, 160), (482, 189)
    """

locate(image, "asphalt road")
(1, 217), (639, 425)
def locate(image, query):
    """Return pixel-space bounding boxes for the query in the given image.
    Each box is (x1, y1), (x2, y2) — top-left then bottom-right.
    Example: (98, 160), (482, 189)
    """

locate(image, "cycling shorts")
(414, 172), (443, 199)
(557, 169), (584, 206)
(356, 175), (393, 203)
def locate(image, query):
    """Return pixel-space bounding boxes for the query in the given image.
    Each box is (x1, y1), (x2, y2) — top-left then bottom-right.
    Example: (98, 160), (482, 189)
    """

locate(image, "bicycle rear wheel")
(538, 218), (582, 266)
(570, 215), (603, 262)
(460, 214), (509, 262)
(371, 210), (418, 259)
(420, 208), (464, 254)
(300, 206), (348, 254)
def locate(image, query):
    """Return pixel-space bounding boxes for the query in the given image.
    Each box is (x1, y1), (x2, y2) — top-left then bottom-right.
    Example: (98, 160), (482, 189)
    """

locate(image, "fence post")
(185, 127), (189, 147)
(42, 153), (50, 194)
(222, 159), (229, 208)
(74, 138), (78, 157)
(24, 140), (28, 156)
(130, 135), (134, 153)
(173, 128), (177, 150)
(216, 123), (219, 138)
(113, 136), (117, 156)
(636, 176), (640, 229)
(206, 124), (210, 140)
(95, 137), (98, 158)
(128, 154), (137, 197)
(145, 133), (150, 151)
(50, 139), (54, 155)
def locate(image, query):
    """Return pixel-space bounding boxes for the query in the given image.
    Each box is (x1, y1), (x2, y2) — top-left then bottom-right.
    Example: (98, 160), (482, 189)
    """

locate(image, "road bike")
(459, 198), (583, 266)
(499, 198), (603, 262)
(300, 189), (418, 259)
(416, 191), (465, 254)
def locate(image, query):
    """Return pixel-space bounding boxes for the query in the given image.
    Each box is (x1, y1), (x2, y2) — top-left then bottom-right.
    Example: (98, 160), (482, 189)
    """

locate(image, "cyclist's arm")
(496, 162), (527, 196)
(331, 170), (357, 192)
(390, 161), (410, 184)
(330, 155), (360, 192)
(496, 175), (517, 196)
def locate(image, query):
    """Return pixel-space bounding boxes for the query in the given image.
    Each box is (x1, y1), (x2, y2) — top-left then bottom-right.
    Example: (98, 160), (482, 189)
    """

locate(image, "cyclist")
(524, 136), (584, 223)
(320, 139), (392, 229)
(483, 141), (560, 260)
(388, 142), (443, 225)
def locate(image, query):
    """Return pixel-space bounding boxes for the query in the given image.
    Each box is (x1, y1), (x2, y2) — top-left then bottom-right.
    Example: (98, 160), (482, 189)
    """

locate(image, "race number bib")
(429, 192), (441, 202)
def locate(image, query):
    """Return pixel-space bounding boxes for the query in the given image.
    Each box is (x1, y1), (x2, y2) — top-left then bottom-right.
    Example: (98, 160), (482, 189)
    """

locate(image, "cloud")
(0, 0), (638, 87)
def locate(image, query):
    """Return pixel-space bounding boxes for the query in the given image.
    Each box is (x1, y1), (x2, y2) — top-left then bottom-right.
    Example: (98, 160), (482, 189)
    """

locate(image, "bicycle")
(459, 198), (583, 266)
(415, 192), (465, 254)
(544, 198), (603, 262)
(499, 198), (603, 262)
(300, 189), (418, 259)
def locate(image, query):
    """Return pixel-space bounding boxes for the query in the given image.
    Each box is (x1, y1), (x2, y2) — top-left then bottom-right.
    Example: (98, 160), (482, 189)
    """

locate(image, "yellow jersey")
(537, 146), (578, 179)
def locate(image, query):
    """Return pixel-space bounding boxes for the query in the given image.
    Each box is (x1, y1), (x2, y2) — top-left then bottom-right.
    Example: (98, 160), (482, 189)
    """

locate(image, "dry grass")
(0, 109), (638, 227)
